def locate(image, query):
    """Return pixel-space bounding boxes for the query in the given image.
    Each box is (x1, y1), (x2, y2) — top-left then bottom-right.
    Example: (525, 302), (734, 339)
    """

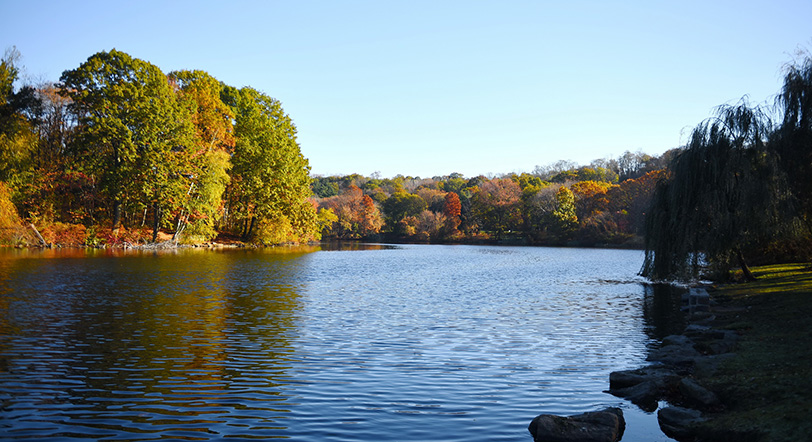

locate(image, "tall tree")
(773, 55), (812, 232)
(442, 191), (462, 236)
(548, 186), (578, 239)
(224, 86), (318, 243)
(570, 180), (613, 220)
(605, 170), (665, 235)
(0, 47), (38, 185)
(59, 49), (194, 231)
(31, 84), (75, 172)
(168, 70), (234, 242)
(642, 102), (780, 281)
(0, 181), (24, 244)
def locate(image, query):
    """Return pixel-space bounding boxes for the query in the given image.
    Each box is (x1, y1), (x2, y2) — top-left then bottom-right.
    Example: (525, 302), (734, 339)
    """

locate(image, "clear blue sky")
(2, 0), (810, 178)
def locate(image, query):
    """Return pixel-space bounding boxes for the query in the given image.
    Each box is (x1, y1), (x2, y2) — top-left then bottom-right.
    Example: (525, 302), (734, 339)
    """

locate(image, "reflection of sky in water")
(0, 245), (677, 441)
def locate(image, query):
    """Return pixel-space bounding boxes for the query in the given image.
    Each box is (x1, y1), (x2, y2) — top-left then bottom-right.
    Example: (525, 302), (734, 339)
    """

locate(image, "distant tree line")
(311, 149), (673, 246)
(0, 48), (319, 245)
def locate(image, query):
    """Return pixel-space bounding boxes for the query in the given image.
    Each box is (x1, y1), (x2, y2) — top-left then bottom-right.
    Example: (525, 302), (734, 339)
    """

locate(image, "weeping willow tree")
(642, 102), (784, 281)
(773, 54), (812, 233)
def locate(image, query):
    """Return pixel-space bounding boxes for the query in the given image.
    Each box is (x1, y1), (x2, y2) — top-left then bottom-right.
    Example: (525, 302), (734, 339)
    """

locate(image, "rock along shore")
(527, 287), (746, 442)
(605, 287), (752, 441)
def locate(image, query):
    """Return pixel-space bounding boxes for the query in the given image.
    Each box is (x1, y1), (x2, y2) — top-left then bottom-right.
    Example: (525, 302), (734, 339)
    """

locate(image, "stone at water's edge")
(608, 365), (680, 390)
(657, 406), (706, 440)
(606, 379), (661, 412)
(607, 366), (681, 412)
(528, 407), (625, 442)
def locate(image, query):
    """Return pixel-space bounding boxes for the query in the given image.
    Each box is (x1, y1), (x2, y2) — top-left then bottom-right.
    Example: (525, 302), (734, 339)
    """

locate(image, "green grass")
(698, 263), (812, 441)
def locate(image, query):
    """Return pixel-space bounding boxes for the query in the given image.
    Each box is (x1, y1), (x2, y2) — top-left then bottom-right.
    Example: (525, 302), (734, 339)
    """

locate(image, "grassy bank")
(700, 264), (812, 440)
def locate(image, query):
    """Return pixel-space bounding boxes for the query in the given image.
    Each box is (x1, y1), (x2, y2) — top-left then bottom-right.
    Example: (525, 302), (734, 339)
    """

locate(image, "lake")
(0, 244), (684, 441)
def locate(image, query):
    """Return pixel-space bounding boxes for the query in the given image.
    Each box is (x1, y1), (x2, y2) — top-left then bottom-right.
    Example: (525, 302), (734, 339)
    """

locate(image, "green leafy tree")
(522, 183), (576, 243)
(312, 176), (340, 198)
(223, 86), (318, 243)
(316, 207), (338, 237)
(60, 49), (195, 232)
(383, 191), (427, 232)
(0, 47), (38, 186)
(513, 172), (546, 190)
(550, 166), (618, 183)
(549, 186), (578, 238)
(439, 173), (467, 194)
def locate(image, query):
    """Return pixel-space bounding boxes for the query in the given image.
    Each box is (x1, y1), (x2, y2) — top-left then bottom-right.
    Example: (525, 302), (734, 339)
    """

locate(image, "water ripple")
(0, 245), (676, 441)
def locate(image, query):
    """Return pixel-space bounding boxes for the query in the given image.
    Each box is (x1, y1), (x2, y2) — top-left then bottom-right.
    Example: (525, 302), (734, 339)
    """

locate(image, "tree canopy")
(1, 48), (320, 245)
(642, 54), (812, 281)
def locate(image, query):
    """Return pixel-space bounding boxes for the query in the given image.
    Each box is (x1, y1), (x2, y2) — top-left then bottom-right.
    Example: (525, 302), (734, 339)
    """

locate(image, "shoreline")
(4, 233), (646, 252)
(606, 265), (812, 441)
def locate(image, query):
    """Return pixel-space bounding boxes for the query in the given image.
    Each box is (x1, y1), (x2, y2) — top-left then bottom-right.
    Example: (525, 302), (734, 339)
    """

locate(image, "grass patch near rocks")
(699, 263), (812, 441)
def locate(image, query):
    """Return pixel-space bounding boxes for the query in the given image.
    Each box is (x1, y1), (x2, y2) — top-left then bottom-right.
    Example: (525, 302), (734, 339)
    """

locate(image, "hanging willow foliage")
(774, 54), (812, 230)
(641, 101), (784, 281)
(642, 53), (812, 282)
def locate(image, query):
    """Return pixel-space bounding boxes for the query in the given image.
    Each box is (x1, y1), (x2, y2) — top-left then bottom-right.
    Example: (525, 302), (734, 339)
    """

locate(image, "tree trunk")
(112, 146), (122, 230)
(112, 199), (122, 230)
(29, 223), (47, 247)
(152, 203), (161, 243)
(736, 248), (757, 282)
(243, 216), (256, 241)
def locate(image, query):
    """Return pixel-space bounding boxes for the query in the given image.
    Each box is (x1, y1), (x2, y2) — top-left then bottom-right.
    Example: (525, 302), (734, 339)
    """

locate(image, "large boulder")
(528, 407), (625, 442)
(609, 365), (680, 390)
(607, 365), (680, 411)
(607, 380), (661, 412)
(647, 340), (701, 366)
(658, 406), (706, 441)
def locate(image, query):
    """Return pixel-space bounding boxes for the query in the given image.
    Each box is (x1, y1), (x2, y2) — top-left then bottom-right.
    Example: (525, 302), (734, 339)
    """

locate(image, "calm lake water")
(0, 244), (684, 441)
